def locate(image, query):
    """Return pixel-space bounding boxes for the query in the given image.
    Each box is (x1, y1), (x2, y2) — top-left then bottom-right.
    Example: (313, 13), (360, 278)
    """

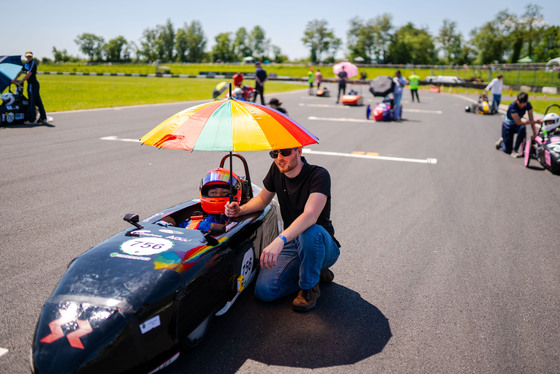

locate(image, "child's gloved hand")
(155, 220), (172, 227)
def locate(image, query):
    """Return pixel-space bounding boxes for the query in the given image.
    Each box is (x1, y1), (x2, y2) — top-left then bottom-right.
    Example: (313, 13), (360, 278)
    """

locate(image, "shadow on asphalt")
(0, 122), (55, 129)
(168, 283), (391, 373)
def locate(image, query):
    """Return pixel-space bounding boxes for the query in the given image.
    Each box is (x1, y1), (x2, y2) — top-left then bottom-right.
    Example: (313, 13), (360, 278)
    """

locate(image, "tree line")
(50, 3), (558, 65)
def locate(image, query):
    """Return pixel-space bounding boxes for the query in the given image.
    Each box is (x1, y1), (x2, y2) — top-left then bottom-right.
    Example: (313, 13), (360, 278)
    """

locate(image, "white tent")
(545, 57), (560, 72)
(242, 56), (255, 64)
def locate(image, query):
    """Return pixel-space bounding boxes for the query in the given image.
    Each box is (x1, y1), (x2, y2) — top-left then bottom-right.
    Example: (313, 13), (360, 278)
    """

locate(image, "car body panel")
(32, 185), (280, 373)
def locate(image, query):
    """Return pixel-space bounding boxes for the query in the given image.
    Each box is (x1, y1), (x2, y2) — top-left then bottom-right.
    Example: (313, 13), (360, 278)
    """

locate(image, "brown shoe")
(320, 268), (334, 283)
(292, 283), (320, 312)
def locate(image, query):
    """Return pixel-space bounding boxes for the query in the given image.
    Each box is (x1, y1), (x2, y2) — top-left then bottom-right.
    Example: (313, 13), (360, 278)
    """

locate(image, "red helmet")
(199, 168), (242, 214)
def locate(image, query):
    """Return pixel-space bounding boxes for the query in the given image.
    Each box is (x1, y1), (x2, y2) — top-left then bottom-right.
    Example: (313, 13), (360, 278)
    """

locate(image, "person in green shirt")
(308, 67), (315, 95)
(408, 71), (420, 103)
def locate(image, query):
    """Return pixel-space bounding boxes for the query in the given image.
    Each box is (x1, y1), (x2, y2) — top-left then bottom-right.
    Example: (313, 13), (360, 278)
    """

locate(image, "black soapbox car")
(0, 83), (36, 125)
(31, 154), (281, 374)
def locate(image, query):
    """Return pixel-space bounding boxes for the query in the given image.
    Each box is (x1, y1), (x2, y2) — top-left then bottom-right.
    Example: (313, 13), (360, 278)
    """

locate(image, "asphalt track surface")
(1, 84), (559, 373)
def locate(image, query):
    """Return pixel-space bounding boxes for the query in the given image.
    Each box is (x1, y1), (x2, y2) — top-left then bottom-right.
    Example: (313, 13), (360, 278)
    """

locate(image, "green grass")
(38, 63), (560, 87)
(37, 75), (305, 112)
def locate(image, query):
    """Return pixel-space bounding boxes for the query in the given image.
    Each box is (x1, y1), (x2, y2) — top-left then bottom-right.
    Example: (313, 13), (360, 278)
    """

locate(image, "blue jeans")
(254, 224), (340, 301)
(27, 81), (47, 122)
(500, 119), (526, 154)
(492, 94), (501, 112)
(393, 92), (402, 120)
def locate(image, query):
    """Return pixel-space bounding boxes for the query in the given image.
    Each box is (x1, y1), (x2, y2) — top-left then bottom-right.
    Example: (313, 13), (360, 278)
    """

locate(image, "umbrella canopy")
(141, 98), (318, 152)
(369, 75), (394, 97)
(0, 55), (23, 92)
(333, 61), (358, 78)
(212, 81), (228, 99)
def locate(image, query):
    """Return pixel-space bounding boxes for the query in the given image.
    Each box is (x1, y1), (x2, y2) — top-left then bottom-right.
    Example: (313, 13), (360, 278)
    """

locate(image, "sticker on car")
(121, 238), (174, 256)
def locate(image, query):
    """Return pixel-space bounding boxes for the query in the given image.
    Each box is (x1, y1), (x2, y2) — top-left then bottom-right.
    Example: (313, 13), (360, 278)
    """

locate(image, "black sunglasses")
(269, 148), (295, 159)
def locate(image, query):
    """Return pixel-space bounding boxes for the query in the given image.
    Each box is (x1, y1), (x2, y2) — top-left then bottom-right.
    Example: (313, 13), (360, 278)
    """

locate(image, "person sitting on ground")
(156, 168), (242, 230)
(268, 98), (288, 115)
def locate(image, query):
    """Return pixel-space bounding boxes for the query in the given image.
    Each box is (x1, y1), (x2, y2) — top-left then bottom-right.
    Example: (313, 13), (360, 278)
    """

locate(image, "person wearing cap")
(253, 61), (268, 105)
(225, 147), (341, 313)
(12, 51), (47, 124)
(268, 98), (288, 115)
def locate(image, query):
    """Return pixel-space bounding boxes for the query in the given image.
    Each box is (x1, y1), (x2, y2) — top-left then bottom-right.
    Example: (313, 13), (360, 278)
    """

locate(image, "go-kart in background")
(1, 85), (559, 373)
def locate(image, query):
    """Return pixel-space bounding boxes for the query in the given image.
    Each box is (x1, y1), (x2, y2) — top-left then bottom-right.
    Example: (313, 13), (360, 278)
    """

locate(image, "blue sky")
(4, 0), (559, 60)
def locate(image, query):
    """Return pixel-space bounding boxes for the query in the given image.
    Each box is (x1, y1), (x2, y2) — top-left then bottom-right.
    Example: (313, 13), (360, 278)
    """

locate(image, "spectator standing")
(12, 51), (47, 124)
(336, 66), (348, 104)
(307, 68), (315, 95)
(392, 70), (407, 121)
(253, 62), (268, 105)
(408, 71), (420, 103)
(484, 74), (503, 112)
(315, 68), (323, 89)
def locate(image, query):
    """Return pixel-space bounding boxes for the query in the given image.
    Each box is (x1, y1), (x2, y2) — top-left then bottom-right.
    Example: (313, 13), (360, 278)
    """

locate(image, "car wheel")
(181, 315), (211, 349)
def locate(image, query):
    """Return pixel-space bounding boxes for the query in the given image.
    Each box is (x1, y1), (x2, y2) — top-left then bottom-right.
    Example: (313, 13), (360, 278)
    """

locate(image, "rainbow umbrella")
(141, 95), (319, 199)
(141, 98), (318, 152)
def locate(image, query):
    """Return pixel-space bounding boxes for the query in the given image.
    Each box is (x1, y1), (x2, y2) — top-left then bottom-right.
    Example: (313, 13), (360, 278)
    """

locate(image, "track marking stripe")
(101, 136), (140, 143)
(0, 348), (8, 358)
(100, 137), (437, 164)
(304, 149), (437, 164)
(308, 116), (370, 123)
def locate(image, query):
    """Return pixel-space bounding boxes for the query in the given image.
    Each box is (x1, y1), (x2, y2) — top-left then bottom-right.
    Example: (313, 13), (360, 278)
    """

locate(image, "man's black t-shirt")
(263, 157), (335, 237)
(23, 60), (38, 84)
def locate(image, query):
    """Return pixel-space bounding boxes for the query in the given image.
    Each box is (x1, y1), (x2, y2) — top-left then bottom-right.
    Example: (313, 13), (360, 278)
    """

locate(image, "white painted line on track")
(405, 108), (443, 114)
(303, 149), (437, 165)
(0, 348), (8, 358)
(101, 136), (140, 143)
(299, 103), (350, 108)
(100, 136), (437, 165)
(308, 116), (370, 123)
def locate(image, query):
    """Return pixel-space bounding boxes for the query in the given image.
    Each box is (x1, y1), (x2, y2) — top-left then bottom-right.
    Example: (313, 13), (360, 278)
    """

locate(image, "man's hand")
(260, 237), (284, 270)
(224, 201), (240, 217)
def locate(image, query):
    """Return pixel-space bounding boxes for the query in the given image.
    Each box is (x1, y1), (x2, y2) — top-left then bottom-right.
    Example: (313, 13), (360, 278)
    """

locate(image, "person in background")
(408, 71), (420, 103)
(336, 66), (348, 104)
(484, 74), (503, 113)
(268, 97), (288, 116)
(233, 72), (244, 88)
(12, 51), (47, 124)
(315, 68), (323, 89)
(307, 67), (314, 95)
(392, 70), (407, 121)
(225, 147), (340, 313)
(253, 62), (268, 105)
(495, 92), (537, 157)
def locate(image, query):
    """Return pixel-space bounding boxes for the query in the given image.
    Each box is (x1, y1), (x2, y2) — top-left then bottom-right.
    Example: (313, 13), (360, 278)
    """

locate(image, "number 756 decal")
(121, 238), (174, 256)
